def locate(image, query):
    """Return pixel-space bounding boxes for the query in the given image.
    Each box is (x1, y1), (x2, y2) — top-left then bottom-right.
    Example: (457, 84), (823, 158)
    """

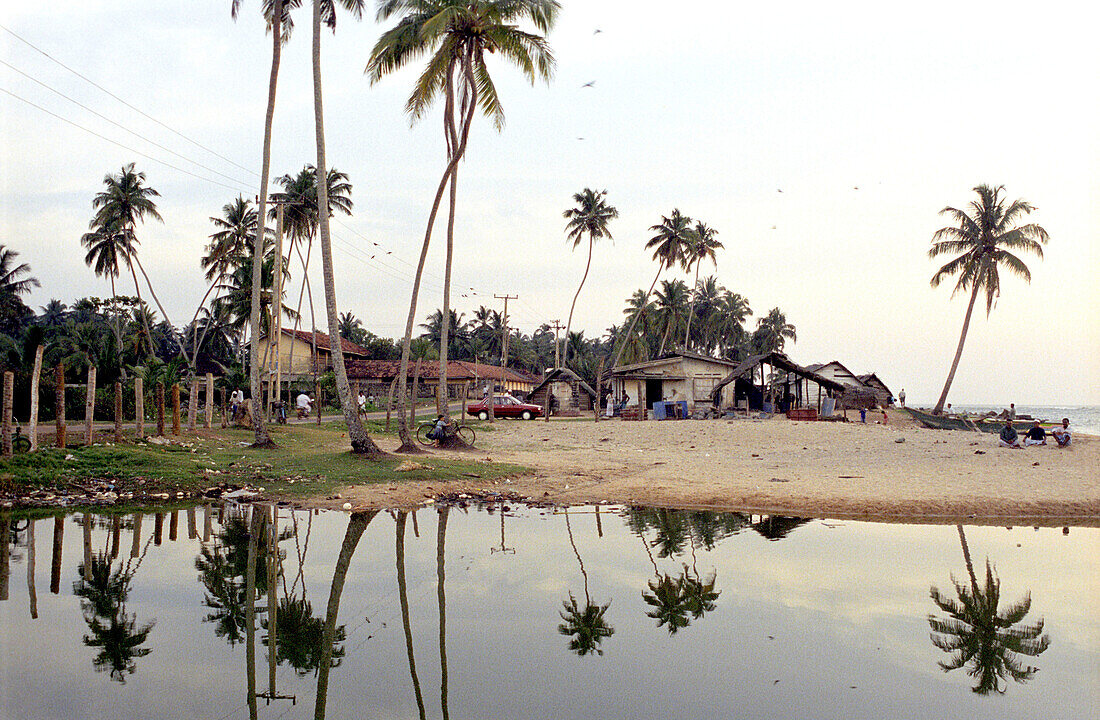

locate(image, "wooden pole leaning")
(205, 373), (215, 428)
(29, 345), (43, 451)
(114, 382), (123, 443)
(84, 365), (96, 446)
(187, 376), (198, 432)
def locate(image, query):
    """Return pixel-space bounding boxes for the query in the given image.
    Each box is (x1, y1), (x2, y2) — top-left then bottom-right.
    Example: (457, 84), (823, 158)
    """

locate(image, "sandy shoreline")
(332, 410), (1100, 524)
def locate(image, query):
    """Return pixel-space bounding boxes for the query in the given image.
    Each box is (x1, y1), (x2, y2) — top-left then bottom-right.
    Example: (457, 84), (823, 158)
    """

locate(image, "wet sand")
(333, 411), (1100, 524)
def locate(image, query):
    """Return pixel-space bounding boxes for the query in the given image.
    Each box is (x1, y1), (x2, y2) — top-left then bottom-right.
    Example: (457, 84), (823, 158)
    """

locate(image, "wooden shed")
(857, 373), (895, 406)
(526, 368), (597, 416)
(710, 351), (846, 414)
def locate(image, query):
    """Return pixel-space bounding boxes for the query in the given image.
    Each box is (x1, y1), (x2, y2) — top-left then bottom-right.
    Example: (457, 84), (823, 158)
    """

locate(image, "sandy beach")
(336, 411), (1100, 523)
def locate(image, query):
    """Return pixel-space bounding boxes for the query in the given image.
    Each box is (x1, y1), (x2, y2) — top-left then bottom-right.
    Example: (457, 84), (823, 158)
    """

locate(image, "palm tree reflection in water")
(928, 525), (1051, 695)
(557, 508), (614, 656)
(72, 516), (155, 683)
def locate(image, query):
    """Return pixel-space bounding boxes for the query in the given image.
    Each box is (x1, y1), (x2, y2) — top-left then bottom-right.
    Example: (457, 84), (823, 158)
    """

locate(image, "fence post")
(594, 359), (604, 423)
(171, 383), (181, 435)
(187, 376), (198, 432)
(205, 373), (214, 429)
(114, 382), (123, 442)
(2, 371), (13, 457)
(84, 365), (96, 446)
(156, 382), (165, 436)
(134, 377), (144, 440)
(29, 345), (43, 451)
(315, 380), (321, 426)
(55, 363), (66, 448)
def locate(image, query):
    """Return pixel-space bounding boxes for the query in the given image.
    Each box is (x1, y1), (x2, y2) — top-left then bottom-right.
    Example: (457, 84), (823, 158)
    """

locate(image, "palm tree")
(716, 289), (751, 359)
(39, 299), (68, 327)
(562, 188), (617, 366)
(928, 526), (1050, 694)
(653, 279), (690, 356)
(754, 307), (796, 353)
(395, 511), (426, 717)
(309, 0), (380, 455)
(368, 0), (559, 450)
(611, 209), (691, 368)
(681, 221), (722, 349)
(688, 276), (722, 354)
(338, 311), (362, 342)
(233, 0), (295, 447)
(929, 184), (1049, 414)
(557, 509), (614, 656)
(0, 245), (39, 335)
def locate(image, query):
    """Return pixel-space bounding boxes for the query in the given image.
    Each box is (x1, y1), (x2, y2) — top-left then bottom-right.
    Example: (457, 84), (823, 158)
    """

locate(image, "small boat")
(906, 408), (1054, 434)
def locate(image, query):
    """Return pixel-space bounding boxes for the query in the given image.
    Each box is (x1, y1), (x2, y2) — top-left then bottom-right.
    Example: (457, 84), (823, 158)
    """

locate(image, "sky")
(1, 0), (1097, 406)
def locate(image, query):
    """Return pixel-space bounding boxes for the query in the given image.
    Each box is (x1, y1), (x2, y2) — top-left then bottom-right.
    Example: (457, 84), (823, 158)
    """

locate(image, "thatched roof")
(710, 351), (845, 403)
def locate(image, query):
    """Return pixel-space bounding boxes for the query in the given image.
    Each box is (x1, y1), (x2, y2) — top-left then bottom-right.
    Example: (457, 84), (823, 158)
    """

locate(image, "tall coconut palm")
(368, 0), (560, 450)
(929, 184), (1049, 414)
(0, 245), (39, 335)
(688, 275), (722, 354)
(561, 188), (617, 366)
(681, 221), (722, 349)
(754, 307), (796, 353)
(717, 290), (752, 359)
(653, 279), (690, 356)
(308, 0), (379, 454)
(558, 509), (614, 656)
(233, 0), (295, 447)
(611, 209), (691, 368)
(928, 526), (1050, 694)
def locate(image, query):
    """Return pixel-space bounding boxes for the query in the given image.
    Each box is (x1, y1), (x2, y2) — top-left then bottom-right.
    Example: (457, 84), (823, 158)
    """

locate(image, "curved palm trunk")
(314, 510), (375, 720)
(956, 524), (979, 594)
(565, 509), (589, 605)
(108, 274), (124, 351)
(684, 260), (701, 350)
(396, 511), (426, 720)
(933, 272), (983, 414)
(125, 261), (155, 355)
(133, 255), (193, 365)
(563, 235), (593, 367)
(437, 71), (459, 418)
(611, 262), (664, 369)
(311, 1), (381, 455)
(394, 54), (477, 451)
(248, 0), (283, 448)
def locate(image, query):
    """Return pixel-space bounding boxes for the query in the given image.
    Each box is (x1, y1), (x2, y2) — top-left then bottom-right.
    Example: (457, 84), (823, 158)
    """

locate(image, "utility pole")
(548, 320), (564, 370)
(494, 294), (518, 372)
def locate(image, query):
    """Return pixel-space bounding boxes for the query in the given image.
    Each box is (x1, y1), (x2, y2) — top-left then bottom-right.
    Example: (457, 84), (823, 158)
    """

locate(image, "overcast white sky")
(1, 0), (1096, 406)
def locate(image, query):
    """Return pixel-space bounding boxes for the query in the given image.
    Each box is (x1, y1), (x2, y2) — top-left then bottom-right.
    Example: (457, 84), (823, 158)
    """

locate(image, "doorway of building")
(645, 379), (663, 410)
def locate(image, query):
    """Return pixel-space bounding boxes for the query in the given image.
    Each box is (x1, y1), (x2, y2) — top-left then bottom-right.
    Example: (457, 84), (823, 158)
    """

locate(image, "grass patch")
(0, 422), (528, 501)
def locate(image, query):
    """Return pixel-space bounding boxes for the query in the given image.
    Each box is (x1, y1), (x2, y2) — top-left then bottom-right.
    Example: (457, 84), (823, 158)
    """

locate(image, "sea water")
(947, 405), (1100, 435)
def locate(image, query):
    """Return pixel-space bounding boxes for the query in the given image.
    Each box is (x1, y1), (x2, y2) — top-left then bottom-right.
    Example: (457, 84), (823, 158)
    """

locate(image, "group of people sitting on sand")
(999, 418), (1072, 449)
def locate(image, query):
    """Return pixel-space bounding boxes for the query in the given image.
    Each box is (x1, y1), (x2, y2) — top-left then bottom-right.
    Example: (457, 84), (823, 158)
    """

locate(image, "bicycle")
(416, 421), (476, 447)
(12, 425), (31, 453)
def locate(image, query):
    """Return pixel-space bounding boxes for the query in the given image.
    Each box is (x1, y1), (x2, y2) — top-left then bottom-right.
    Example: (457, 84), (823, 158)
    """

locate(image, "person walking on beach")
(999, 419), (1022, 448)
(1051, 418), (1072, 447)
(898, 388), (906, 407)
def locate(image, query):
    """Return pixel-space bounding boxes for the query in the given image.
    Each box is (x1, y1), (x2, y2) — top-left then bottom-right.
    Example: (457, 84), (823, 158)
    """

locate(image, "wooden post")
(205, 373), (214, 428)
(29, 345), (43, 451)
(131, 513), (143, 558)
(135, 377), (144, 440)
(154, 512), (164, 545)
(55, 363), (66, 448)
(26, 517), (37, 619)
(461, 381), (468, 419)
(543, 378), (551, 423)
(2, 371), (13, 457)
(156, 382), (165, 436)
(203, 504), (213, 543)
(171, 383), (181, 435)
(187, 507), (198, 539)
(169, 510), (179, 542)
(110, 515), (120, 558)
(84, 365), (96, 446)
(187, 376), (198, 431)
(315, 379), (321, 426)
(220, 387), (227, 428)
(594, 359), (605, 423)
(0, 511), (9, 602)
(113, 382), (123, 443)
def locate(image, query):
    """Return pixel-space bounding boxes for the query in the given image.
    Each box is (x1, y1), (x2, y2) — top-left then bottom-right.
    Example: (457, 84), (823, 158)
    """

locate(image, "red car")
(467, 394), (543, 420)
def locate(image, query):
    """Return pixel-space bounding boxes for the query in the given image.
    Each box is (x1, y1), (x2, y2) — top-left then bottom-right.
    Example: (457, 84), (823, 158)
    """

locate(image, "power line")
(0, 22), (259, 179)
(0, 86), (247, 193)
(0, 58), (254, 189)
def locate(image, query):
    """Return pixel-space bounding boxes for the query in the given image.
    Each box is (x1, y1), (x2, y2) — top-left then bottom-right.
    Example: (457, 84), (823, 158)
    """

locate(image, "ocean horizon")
(904, 403), (1100, 436)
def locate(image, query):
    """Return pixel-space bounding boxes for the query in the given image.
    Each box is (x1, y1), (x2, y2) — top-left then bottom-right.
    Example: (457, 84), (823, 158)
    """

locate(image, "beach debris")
(1032, 462), (1040, 466)
(974, 450), (986, 455)
(223, 488), (258, 500)
(768, 478), (789, 483)
(838, 475), (863, 479)
(342, 502), (352, 510)
(394, 461), (429, 472)
(895, 437), (906, 443)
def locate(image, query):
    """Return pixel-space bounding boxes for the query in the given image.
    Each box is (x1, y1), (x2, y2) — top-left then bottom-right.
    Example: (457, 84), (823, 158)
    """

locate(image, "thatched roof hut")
(527, 368), (597, 416)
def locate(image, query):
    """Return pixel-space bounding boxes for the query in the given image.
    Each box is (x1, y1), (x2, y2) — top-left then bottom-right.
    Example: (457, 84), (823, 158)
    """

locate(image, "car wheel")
(521, 410), (532, 420)
(478, 411), (488, 421)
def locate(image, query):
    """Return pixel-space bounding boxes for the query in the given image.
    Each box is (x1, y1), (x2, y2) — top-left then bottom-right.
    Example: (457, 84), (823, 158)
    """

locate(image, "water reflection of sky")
(0, 507), (1097, 720)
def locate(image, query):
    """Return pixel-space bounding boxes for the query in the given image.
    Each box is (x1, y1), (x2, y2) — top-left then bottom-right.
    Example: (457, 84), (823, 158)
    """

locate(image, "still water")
(1, 504), (1097, 720)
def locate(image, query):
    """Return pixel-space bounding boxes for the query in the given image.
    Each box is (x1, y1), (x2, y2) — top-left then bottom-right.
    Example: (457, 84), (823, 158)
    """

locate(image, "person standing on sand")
(1052, 418), (1072, 447)
(999, 419), (1022, 448)
(898, 389), (906, 407)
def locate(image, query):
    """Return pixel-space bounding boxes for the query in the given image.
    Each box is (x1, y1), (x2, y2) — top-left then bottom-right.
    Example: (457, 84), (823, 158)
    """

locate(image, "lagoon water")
(1, 504), (1097, 720)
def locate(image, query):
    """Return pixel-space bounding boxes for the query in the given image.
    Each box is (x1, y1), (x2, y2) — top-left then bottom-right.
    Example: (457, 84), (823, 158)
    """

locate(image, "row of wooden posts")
(0, 345), (219, 457)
